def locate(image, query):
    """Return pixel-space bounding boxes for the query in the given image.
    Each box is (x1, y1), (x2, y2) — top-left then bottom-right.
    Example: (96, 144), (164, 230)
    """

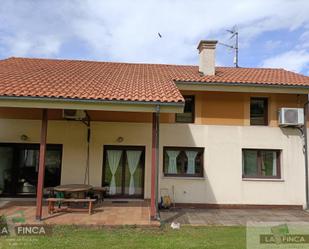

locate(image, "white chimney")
(197, 40), (218, 76)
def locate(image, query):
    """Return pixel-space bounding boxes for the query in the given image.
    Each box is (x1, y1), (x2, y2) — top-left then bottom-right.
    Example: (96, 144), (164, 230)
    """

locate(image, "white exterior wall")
(0, 119), (306, 207)
(160, 124), (306, 207)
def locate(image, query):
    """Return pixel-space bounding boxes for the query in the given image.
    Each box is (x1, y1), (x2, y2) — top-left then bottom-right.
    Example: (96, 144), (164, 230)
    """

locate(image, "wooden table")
(51, 184), (95, 214)
(54, 184), (93, 193)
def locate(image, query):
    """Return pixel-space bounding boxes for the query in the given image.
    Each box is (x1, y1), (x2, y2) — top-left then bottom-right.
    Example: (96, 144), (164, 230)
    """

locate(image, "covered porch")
(0, 98), (183, 221)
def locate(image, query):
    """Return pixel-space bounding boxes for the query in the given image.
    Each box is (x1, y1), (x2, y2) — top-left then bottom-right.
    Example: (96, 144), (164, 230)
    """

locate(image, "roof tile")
(0, 57), (308, 104)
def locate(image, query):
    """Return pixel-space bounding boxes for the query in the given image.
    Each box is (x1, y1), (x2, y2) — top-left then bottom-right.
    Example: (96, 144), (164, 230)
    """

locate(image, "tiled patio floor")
(3, 200), (309, 227)
(0, 200), (159, 226)
(160, 208), (309, 226)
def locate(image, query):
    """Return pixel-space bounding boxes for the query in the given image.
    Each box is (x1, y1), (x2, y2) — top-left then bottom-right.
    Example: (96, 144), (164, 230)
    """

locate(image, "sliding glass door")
(103, 146), (145, 198)
(0, 143), (62, 196)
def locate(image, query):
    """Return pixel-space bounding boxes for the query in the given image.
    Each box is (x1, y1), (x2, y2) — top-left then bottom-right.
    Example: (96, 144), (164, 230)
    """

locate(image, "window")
(176, 96), (195, 123)
(242, 149), (281, 179)
(163, 147), (204, 177)
(250, 98), (268, 125)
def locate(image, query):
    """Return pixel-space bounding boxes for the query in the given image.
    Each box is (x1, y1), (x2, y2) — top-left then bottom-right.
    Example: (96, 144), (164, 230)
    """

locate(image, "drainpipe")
(303, 100), (309, 210)
(155, 105), (160, 220)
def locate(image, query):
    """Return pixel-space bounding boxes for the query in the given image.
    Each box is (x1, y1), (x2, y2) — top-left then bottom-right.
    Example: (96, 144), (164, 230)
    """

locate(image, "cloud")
(261, 49), (309, 72)
(0, 0), (308, 70)
(264, 40), (282, 51)
(0, 34), (62, 56)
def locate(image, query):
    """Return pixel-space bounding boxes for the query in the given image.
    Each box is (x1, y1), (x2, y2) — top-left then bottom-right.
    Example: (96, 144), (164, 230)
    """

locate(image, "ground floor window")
(242, 149), (281, 179)
(163, 147), (204, 177)
(0, 143), (62, 196)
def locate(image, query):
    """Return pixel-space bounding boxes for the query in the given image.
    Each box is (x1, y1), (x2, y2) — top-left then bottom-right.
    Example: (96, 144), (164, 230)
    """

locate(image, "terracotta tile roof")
(0, 57), (308, 104)
(174, 66), (309, 86)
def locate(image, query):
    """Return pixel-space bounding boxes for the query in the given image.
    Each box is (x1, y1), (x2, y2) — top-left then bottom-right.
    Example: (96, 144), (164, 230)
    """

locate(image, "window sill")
(242, 178), (284, 182)
(162, 176), (206, 180)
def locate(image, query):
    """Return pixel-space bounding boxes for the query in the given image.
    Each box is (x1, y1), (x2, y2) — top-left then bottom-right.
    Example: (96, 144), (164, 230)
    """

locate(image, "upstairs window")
(163, 147), (204, 177)
(250, 98), (268, 125)
(176, 96), (195, 123)
(242, 149), (281, 179)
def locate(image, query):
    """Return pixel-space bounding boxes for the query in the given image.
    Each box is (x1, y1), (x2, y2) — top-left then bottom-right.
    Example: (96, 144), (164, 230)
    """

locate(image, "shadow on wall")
(280, 127), (304, 138)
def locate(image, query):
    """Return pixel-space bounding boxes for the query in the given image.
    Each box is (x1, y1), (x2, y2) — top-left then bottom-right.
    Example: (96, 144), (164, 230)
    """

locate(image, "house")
(0, 40), (309, 221)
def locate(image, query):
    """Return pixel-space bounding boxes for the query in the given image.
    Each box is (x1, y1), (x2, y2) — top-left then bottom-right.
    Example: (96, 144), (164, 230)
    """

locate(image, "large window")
(250, 97), (268, 125)
(176, 96), (195, 123)
(242, 149), (281, 179)
(0, 143), (62, 196)
(163, 147), (204, 177)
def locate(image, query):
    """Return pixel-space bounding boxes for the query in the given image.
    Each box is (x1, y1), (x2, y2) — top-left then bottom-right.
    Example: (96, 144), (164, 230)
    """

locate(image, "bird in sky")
(158, 32), (162, 38)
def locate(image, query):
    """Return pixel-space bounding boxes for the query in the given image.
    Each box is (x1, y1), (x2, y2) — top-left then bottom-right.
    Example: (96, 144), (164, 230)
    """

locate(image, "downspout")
(155, 105), (160, 220)
(303, 100), (309, 210)
(82, 111), (91, 185)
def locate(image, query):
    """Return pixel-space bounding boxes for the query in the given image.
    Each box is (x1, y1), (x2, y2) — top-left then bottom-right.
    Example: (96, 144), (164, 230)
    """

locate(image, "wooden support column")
(36, 109), (48, 220)
(150, 110), (159, 219)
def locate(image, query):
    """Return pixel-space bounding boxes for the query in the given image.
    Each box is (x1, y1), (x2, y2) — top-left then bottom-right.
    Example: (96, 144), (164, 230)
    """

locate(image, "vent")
(63, 110), (86, 120)
(278, 108), (304, 127)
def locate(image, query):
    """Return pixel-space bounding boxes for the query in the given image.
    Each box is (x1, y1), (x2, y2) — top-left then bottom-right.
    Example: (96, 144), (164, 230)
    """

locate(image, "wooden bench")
(92, 186), (108, 203)
(47, 198), (96, 215)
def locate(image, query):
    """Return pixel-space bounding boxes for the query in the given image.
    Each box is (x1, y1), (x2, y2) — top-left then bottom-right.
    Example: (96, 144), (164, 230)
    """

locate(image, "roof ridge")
(4, 57), (295, 72)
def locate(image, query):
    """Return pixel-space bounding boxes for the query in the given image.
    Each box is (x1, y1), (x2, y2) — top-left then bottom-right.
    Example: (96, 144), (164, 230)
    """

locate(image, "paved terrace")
(0, 200), (158, 226)
(160, 208), (309, 226)
(2, 201), (309, 226)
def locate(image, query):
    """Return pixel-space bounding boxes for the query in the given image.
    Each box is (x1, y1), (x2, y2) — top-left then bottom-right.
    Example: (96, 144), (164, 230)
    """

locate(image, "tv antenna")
(218, 26), (239, 67)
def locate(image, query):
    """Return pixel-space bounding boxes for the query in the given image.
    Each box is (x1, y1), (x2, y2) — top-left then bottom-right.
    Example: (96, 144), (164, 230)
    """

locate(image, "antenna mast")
(218, 26), (239, 68)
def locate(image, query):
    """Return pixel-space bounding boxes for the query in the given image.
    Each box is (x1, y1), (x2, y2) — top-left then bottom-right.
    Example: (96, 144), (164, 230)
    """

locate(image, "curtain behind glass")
(261, 151), (276, 176)
(167, 150), (180, 174)
(126, 150), (142, 195)
(186, 151), (198, 174)
(107, 150), (122, 195)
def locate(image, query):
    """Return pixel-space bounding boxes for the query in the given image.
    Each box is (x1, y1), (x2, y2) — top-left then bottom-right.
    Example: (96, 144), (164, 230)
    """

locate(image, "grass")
(0, 225), (246, 249)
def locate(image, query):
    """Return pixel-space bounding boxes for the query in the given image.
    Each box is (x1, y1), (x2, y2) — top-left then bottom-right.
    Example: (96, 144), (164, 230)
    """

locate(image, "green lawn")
(0, 225), (246, 249)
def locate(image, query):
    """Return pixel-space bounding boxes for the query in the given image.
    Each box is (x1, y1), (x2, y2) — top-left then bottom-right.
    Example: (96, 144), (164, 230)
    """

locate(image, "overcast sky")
(0, 0), (308, 75)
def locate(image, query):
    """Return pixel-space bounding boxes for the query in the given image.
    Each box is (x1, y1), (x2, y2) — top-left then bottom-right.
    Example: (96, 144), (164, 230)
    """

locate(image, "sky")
(0, 0), (308, 75)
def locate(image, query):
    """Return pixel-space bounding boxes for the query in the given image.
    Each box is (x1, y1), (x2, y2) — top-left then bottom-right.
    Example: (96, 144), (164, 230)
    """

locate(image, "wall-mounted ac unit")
(63, 110), (86, 120)
(278, 108), (304, 127)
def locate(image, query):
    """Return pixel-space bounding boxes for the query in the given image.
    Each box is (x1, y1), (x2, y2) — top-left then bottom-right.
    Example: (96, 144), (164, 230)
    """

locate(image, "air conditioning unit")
(278, 108), (304, 127)
(63, 110), (86, 120)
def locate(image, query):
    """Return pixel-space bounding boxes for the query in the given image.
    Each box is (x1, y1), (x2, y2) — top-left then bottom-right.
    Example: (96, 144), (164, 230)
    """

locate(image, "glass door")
(0, 147), (14, 195)
(16, 148), (39, 195)
(103, 146), (145, 198)
(0, 143), (62, 197)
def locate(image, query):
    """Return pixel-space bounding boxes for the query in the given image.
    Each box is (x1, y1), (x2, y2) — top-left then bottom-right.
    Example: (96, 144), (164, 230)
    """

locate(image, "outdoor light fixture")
(20, 134), (29, 141)
(116, 136), (124, 143)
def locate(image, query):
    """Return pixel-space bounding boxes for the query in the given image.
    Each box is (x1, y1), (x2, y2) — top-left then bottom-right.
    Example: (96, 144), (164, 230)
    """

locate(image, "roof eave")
(175, 81), (309, 94)
(0, 96), (185, 113)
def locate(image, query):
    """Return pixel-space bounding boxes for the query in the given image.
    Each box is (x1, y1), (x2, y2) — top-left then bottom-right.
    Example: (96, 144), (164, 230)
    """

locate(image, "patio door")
(0, 143), (62, 197)
(103, 146), (145, 198)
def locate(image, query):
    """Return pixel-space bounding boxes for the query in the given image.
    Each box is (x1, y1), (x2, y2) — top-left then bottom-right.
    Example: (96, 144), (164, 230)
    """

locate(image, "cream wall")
(0, 119), (153, 198)
(160, 124), (306, 207)
(0, 118), (306, 207)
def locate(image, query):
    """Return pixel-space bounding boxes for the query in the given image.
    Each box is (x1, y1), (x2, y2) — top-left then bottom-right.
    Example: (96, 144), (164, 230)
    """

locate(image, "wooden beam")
(150, 112), (159, 219)
(36, 109), (48, 220)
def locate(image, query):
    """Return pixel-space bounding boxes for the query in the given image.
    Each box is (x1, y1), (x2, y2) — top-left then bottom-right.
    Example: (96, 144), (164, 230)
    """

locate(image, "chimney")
(197, 40), (218, 76)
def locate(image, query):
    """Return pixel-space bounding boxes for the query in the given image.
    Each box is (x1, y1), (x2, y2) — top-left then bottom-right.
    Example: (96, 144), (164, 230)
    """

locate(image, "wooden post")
(150, 111), (159, 219)
(36, 109), (48, 220)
